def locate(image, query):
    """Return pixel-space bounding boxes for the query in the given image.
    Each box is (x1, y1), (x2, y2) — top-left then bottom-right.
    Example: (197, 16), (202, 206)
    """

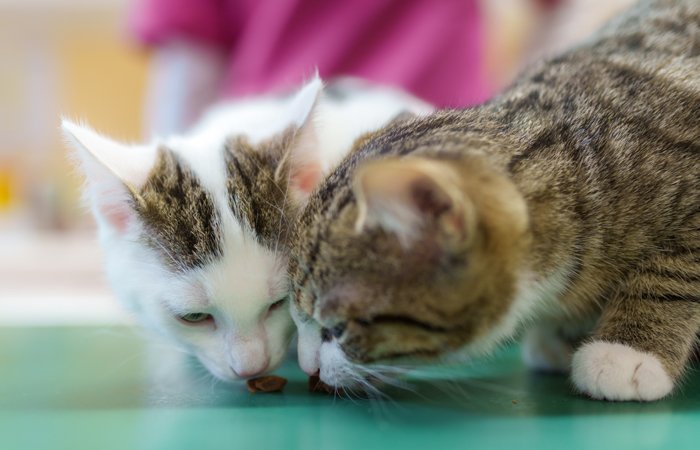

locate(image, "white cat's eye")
(177, 312), (213, 325)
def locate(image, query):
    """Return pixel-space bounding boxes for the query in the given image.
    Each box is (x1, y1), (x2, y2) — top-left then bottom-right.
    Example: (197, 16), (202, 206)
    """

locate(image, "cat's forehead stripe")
(134, 147), (223, 271)
(224, 133), (296, 251)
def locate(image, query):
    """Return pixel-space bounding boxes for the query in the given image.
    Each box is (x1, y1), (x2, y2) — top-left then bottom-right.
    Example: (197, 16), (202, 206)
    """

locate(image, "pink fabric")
(129, 0), (490, 107)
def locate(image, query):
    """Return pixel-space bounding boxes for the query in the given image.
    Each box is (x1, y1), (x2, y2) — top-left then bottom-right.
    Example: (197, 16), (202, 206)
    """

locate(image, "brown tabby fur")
(290, 0), (700, 387)
(134, 148), (223, 270)
(224, 129), (301, 250)
(133, 129), (299, 271)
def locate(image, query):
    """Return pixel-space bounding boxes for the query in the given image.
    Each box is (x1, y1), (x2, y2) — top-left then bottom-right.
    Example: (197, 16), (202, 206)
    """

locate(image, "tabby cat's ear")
(387, 110), (417, 126)
(278, 76), (325, 205)
(353, 158), (475, 247)
(62, 120), (156, 233)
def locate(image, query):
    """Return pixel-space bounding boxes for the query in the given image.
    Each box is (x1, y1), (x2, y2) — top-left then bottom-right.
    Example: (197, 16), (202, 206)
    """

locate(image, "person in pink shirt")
(129, 0), (489, 135)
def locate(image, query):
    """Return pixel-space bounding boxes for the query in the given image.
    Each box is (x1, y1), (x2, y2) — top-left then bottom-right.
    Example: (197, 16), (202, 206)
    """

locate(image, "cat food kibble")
(308, 375), (346, 395)
(246, 375), (288, 393)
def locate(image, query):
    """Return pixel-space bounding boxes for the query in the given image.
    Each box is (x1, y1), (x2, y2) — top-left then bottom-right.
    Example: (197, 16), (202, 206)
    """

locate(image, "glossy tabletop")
(1, 326), (698, 450)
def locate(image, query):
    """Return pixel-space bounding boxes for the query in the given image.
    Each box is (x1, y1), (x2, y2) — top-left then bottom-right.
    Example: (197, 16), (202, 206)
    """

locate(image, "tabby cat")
(289, 0), (699, 401)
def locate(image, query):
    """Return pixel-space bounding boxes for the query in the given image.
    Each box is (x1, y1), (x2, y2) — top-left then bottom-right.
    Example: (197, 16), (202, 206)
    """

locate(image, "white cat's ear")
(353, 158), (474, 247)
(289, 74), (323, 128)
(278, 76), (325, 205)
(62, 120), (156, 233)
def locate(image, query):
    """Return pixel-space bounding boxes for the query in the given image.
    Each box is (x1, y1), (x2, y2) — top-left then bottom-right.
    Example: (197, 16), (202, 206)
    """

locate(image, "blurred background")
(0, 0), (634, 326)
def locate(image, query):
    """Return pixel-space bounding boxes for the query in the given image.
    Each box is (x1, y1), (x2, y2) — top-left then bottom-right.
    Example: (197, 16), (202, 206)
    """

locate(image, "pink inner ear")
(97, 204), (132, 233)
(293, 165), (322, 194)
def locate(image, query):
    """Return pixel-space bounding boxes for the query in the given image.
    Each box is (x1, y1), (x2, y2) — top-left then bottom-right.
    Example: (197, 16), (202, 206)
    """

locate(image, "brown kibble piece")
(308, 374), (347, 395)
(246, 375), (288, 393)
(308, 374), (331, 393)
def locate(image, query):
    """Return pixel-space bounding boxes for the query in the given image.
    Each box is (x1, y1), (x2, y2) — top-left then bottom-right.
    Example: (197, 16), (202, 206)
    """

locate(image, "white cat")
(63, 77), (432, 381)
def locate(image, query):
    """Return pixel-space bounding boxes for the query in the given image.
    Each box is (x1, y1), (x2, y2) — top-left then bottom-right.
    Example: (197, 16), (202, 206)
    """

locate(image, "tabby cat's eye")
(178, 312), (213, 324)
(267, 297), (288, 314)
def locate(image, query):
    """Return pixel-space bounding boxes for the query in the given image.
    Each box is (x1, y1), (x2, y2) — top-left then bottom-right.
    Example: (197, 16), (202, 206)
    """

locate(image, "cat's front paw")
(571, 341), (673, 401)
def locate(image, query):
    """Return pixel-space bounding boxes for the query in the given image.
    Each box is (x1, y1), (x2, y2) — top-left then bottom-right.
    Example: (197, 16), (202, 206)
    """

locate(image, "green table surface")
(0, 326), (698, 450)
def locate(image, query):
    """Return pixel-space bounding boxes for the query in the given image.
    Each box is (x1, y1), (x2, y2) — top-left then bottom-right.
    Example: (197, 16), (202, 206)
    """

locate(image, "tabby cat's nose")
(321, 323), (346, 341)
(321, 327), (332, 342)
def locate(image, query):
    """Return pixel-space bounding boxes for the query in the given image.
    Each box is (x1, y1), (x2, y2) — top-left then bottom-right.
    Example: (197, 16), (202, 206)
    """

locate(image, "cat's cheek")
(198, 359), (231, 382)
(187, 342), (234, 382)
(265, 313), (296, 372)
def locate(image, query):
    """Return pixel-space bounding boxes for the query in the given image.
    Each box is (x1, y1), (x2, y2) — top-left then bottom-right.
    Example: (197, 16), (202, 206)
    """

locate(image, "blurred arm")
(526, 0), (637, 61)
(143, 39), (227, 137)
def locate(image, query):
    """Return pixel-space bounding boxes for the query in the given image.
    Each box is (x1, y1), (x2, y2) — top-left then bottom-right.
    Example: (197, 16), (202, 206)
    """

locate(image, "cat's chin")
(318, 340), (359, 388)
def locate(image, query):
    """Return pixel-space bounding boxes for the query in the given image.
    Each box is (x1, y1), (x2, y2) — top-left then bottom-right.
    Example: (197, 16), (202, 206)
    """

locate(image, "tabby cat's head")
(291, 154), (531, 386)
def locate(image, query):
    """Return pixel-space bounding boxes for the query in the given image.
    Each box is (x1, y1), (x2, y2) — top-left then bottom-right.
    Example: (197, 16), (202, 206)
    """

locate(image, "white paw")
(571, 341), (674, 402)
(521, 328), (572, 373)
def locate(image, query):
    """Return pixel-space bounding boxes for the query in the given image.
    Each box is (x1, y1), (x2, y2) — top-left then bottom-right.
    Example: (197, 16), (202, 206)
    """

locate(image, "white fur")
(194, 77), (432, 175)
(313, 79), (432, 171)
(65, 78), (434, 382)
(63, 121), (157, 187)
(572, 341), (674, 401)
(293, 306), (323, 376)
(319, 340), (356, 387)
(521, 327), (573, 373)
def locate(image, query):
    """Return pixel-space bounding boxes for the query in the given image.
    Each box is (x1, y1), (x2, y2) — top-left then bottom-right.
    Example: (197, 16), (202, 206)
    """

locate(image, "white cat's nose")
(231, 360), (268, 378)
(228, 329), (270, 378)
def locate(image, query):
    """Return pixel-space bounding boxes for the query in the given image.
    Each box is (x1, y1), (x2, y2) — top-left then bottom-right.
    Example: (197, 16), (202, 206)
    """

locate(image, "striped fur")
(224, 130), (299, 250)
(135, 147), (223, 270)
(290, 0), (700, 400)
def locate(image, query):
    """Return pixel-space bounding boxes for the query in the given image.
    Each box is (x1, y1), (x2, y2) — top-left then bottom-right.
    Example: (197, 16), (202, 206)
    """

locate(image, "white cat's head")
(63, 78), (326, 381)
